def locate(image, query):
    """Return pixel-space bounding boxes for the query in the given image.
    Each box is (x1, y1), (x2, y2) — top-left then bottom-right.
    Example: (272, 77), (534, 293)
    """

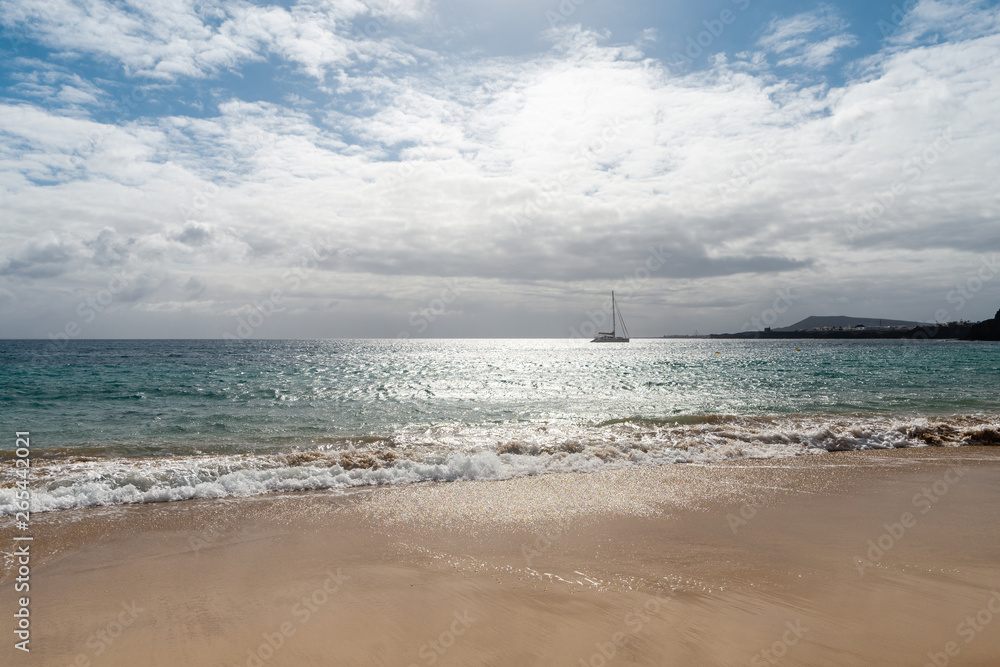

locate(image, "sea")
(2, 338), (998, 515)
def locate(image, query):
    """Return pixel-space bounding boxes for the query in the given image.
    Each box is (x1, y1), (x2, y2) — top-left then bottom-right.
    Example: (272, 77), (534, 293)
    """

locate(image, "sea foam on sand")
(3, 414), (998, 515)
(3, 447), (1000, 666)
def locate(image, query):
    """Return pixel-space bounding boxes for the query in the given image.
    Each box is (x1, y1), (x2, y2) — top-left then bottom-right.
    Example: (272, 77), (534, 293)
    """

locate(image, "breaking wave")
(3, 414), (998, 515)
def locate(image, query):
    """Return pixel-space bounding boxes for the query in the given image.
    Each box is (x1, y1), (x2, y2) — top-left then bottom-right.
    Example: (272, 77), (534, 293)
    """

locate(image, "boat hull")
(591, 337), (630, 343)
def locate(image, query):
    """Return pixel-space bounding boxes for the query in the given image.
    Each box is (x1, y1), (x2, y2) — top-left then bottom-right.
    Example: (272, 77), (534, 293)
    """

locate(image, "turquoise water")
(1, 338), (998, 513)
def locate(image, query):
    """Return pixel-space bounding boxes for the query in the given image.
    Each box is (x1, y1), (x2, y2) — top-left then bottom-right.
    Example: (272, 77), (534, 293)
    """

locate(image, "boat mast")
(614, 292), (630, 339)
(611, 291), (616, 337)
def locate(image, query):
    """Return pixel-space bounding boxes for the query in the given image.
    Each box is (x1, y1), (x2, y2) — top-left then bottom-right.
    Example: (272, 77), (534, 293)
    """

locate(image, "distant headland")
(710, 310), (1000, 340)
(967, 309), (1000, 340)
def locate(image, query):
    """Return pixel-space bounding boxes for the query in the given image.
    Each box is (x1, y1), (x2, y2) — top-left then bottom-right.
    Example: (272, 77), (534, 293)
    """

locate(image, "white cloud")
(4, 59), (108, 112)
(885, 0), (1000, 46)
(0, 231), (90, 278)
(1, 0), (999, 336)
(0, 0), (429, 81)
(758, 4), (859, 69)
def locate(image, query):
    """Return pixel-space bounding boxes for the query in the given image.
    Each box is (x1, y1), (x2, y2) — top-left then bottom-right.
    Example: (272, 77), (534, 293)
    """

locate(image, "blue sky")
(1, 0), (999, 338)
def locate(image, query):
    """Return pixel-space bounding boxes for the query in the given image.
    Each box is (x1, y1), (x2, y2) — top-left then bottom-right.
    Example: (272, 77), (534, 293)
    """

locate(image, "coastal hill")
(711, 314), (970, 339)
(708, 306), (1000, 340)
(775, 315), (931, 332)
(967, 309), (1000, 341)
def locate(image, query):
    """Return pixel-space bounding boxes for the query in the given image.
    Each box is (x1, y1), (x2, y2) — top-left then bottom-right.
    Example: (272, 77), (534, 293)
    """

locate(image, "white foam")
(2, 414), (997, 515)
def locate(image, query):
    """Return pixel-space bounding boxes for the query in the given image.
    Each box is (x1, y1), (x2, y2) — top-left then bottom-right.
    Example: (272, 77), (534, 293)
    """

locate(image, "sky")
(1, 0), (999, 339)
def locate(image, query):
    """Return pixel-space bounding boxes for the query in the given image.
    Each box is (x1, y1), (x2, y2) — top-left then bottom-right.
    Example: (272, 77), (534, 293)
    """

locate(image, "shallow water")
(2, 338), (998, 513)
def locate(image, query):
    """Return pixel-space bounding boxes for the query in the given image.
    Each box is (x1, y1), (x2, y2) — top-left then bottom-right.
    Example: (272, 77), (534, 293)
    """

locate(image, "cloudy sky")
(1, 0), (998, 339)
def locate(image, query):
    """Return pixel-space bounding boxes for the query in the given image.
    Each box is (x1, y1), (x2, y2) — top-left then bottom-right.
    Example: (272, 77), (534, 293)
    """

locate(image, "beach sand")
(3, 447), (1000, 666)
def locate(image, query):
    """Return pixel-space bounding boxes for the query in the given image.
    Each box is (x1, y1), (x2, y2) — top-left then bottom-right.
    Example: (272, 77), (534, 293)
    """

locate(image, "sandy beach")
(3, 446), (1000, 666)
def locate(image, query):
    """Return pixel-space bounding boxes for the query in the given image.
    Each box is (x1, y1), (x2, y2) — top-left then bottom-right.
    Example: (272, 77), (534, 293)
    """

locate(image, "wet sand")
(3, 447), (1000, 666)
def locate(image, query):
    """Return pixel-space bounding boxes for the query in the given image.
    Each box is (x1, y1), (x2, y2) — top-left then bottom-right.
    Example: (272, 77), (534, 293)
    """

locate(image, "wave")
(2, 414), (998, 515)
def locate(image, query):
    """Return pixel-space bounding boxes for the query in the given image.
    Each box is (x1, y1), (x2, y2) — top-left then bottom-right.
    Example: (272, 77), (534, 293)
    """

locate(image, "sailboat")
(591, 291), (630, 343)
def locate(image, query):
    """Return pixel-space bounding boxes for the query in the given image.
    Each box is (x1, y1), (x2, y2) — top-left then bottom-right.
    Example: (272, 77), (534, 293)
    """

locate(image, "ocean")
(2, 338), (998, 514)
